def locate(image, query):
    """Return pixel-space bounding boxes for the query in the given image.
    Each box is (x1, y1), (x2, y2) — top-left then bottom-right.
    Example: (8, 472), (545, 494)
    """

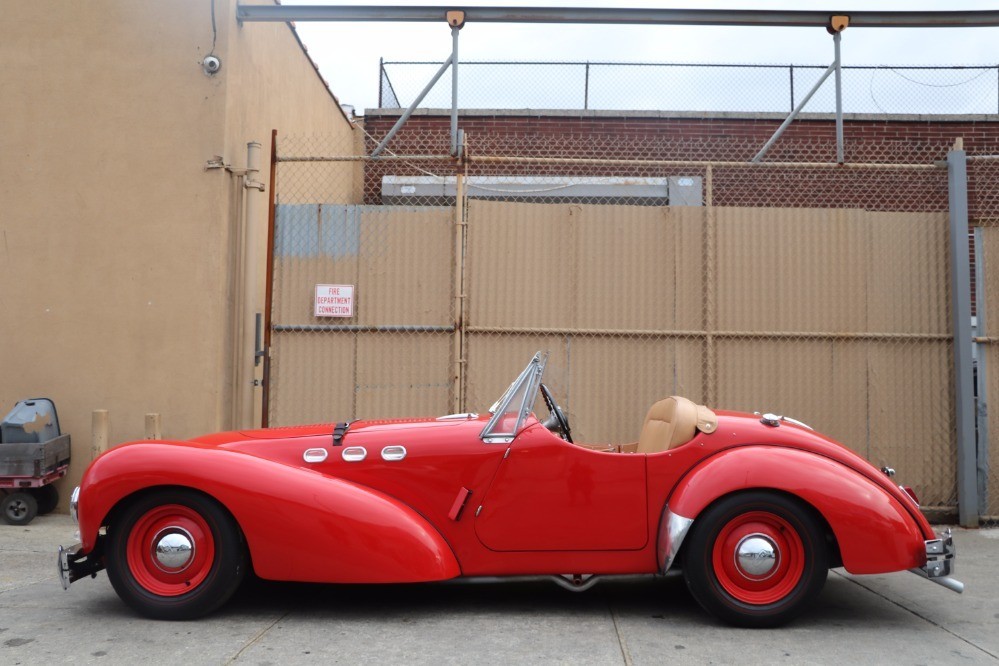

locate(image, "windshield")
(481, 351), (548, 441)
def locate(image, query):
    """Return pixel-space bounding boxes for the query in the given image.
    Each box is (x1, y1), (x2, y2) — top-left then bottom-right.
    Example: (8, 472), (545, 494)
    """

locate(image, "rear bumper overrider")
(909, 529), (963, 593)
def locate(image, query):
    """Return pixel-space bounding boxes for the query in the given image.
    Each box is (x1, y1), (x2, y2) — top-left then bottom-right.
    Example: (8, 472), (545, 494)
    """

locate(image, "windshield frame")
(480, 351), (548, 443)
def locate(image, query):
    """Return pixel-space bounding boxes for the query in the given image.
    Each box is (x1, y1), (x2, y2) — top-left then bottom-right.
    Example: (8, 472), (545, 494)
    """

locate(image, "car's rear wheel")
(107, 489), (246, 620)
(682, 491), (828, 628)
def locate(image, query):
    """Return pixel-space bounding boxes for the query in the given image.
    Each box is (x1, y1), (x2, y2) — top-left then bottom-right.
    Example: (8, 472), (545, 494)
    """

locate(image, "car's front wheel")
(107, 489), (247, 620)
(682, 491), (828, 628)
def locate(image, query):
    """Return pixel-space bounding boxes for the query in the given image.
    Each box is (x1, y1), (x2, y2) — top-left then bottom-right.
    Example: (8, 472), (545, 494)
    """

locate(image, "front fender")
(78, 441), (460, 584)
(663, 446), (926, 575)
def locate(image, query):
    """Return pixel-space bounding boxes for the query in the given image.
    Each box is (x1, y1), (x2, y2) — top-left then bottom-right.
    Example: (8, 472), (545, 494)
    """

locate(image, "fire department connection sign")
(314, 284), (354, 317)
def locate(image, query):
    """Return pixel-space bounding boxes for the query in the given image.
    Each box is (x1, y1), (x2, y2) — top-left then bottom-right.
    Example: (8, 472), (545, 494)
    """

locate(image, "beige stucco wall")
(0, 0), (357, 509)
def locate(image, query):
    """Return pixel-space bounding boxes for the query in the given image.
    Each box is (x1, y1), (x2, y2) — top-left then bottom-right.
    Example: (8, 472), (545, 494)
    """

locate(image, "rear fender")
(662, 446), (925, 575)
(78, 442), (460, 583)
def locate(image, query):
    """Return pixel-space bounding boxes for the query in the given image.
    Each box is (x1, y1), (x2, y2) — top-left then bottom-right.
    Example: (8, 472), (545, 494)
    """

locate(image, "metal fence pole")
(948, 145), (979, 527)
(973, 227), (990, 517)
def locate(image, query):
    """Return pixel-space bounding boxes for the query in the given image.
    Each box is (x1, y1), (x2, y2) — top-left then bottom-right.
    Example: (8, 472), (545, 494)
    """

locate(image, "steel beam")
(236, 5), (999, 28)
(947, 148), (979, 527)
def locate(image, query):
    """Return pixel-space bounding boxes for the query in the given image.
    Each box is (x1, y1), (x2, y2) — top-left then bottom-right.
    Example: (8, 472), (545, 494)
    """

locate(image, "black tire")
(31, 485), (59, 515)
(106, 489), (247, 620)
(682, 491), (828, 628)
(2, 492), (38, 526)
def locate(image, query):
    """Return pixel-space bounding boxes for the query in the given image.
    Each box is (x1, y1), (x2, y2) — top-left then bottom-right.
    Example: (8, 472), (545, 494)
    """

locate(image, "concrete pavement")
(1, 514), (996, 665)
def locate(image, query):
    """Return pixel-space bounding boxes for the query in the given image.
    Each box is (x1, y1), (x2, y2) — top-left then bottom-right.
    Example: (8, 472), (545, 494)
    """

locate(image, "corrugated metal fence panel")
(713, 208), (954, 507)
(464, 202), (706, 444)
(269, 204), (454, 425)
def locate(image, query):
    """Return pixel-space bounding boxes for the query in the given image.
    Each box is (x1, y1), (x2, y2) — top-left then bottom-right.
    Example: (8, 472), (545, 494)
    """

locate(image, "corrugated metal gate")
(267, 132), (989, 519)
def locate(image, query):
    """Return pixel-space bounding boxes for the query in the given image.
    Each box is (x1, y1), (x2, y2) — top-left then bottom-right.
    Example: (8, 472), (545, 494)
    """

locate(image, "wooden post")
(91, 410), (109, 461)
(145, 413), (162, 440)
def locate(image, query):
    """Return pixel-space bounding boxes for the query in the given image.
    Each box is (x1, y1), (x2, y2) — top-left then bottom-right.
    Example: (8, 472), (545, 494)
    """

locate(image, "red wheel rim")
(711, 510), (805, 605)
(126, 504), (215, 597)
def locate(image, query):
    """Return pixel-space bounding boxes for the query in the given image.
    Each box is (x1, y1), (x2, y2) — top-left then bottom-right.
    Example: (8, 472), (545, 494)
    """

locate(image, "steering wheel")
(539, 383), (573, 443)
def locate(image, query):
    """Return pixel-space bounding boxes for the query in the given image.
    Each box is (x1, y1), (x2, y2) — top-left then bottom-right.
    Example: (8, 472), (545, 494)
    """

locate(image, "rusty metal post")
(703, 165), (717, 406)
(452, 142), (468, 412)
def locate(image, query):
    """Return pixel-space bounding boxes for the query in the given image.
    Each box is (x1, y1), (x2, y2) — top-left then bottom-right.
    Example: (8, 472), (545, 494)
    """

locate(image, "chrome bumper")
(909, 529), (964, 594)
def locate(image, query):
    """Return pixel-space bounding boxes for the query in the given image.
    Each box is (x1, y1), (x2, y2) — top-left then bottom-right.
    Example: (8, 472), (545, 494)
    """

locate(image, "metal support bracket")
(753, 23), (846, 164)
(372, 14), (463, 158)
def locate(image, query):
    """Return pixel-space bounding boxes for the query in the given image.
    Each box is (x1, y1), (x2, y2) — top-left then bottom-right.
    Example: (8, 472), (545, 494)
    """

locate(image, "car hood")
(190, 414), (487, 446)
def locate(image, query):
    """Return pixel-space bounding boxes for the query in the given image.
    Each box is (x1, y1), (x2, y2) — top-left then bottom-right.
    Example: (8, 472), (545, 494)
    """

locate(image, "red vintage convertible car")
(59, 352), (960, 626)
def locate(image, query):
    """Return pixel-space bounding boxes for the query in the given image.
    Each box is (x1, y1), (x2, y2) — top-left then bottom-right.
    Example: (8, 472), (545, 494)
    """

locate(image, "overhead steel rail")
(235, 6), (999, 28)
(236, 5), (999, 160)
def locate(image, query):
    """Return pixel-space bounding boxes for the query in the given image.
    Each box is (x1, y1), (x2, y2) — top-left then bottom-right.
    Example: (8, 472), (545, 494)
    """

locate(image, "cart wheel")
(2, 492), (39, 526)
(32, 485), (60, 515)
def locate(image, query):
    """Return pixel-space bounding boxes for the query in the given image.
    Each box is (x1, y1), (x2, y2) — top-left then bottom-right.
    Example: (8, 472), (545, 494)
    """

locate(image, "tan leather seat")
(637, 396), (718, 454)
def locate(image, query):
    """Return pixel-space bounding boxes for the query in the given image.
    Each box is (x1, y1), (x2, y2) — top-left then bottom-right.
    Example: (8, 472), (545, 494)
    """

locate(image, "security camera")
(202, 55), (221, 75)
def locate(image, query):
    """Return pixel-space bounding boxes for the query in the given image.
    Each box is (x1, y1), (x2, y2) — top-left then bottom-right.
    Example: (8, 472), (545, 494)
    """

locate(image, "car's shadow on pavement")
(220, 569), (902, 630)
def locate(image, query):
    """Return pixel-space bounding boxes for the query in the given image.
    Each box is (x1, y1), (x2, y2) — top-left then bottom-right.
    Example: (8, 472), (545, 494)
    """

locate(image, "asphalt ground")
(1, 514), (996, 665)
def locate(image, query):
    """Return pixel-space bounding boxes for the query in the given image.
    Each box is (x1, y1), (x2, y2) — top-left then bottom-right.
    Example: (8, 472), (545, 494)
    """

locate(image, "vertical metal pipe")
(703, 165), (716, 406)
(789, 64), (795, 112)
(947, 146), (979, 527)
(834, 31), (844, 164)
(584, 62), (590, 110)
(450, 26), (460, 156)
(242, 141), (264, 428)
(378, 57), (384, 108)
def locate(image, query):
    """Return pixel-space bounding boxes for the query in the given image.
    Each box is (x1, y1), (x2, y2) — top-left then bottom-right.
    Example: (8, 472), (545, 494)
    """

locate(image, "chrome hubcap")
(152, 528), (194, 572)
(735, 534), (779, 580)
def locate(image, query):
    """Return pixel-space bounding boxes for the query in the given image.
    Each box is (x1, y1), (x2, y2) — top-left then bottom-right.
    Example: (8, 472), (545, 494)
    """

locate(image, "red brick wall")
(361, 113), (998, 213)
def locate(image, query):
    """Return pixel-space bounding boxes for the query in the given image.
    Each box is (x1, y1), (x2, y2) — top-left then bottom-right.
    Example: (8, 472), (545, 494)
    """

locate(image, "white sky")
(288, 1), (999, 112)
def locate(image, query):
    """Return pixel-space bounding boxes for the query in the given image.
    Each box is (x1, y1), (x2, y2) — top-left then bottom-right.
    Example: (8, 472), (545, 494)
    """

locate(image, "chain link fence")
(380, 61), (999, 115)
(269, 125), (995, 522)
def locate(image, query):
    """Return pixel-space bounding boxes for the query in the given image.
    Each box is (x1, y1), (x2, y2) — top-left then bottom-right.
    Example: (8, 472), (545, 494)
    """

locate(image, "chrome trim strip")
(69, 486), (80, 524)
(658, 507), (694, 573)
(437, 413), (478, 421)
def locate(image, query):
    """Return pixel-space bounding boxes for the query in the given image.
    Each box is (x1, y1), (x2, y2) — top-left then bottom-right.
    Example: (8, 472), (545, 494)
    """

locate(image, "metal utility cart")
(1, 398), (71, 525)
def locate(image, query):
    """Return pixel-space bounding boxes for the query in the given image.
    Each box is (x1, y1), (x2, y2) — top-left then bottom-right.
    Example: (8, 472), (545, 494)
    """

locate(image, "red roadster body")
(59, 352), (960, 626)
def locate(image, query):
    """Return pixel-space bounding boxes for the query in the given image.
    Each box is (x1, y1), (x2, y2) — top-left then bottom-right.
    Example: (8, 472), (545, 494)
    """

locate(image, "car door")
(474, 424), (648, 551)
